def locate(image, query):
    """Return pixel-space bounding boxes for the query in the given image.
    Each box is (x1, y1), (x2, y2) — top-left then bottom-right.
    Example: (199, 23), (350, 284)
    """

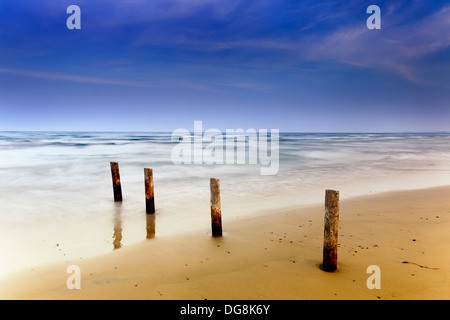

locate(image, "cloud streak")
(299, 5), (450, 84)
(0, 67), (160, 88)
(126, 1), (449, 85)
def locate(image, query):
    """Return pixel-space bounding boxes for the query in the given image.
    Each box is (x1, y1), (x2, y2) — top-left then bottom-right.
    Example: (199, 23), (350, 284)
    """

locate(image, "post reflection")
(113, 203), (123, 249)
(146, 214), (155, 239)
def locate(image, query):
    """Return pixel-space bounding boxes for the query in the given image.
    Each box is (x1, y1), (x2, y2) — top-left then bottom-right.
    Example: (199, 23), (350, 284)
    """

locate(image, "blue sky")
(0, 0), (449, 132)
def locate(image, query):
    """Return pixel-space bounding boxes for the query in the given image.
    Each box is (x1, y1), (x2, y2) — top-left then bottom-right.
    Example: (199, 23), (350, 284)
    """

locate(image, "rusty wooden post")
(210, 178), (222, 236)
(322, 189), (339, 272)
(110, 162), (122, 202)
(144, 168), (155, 214)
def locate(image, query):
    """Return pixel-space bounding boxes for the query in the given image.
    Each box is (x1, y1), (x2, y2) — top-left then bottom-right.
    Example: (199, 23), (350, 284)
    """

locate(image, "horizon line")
(1, 130), (449, 134)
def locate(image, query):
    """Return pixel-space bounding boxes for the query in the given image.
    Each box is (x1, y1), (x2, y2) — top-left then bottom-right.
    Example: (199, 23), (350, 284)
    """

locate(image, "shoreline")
(1, 185), (449, 299)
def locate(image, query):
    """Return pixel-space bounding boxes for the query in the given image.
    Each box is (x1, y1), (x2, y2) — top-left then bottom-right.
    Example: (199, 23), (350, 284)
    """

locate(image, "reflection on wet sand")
(146, 214), (155, 239)
(113, 204), (123, 249)
(112, 205), (156, 249)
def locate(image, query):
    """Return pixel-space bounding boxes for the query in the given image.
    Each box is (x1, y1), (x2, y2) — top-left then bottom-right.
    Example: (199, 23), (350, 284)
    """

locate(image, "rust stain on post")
(110, 162), (122, 202)
(144, 168), (155, 214)
(322, 189), (339, 272)
(210, 178), (222, 236)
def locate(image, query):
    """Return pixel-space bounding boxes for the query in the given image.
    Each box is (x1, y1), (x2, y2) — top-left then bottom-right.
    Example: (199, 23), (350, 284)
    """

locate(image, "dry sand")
(1, 185), (449, 300)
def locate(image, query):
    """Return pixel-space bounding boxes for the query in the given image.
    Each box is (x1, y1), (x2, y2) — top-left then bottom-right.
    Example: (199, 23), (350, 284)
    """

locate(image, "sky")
(0, 0), (449, 132)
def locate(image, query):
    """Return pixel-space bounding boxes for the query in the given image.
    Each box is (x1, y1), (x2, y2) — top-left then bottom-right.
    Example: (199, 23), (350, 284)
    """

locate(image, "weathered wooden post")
(144, 168), (155, 214)
(210, 178), (222, 236)
(110, 162), (122, 202)
(322, 189), (339, 272)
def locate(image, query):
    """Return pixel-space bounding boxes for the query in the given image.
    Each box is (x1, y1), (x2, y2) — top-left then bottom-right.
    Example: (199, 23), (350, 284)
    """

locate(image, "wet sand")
(1, 186), (449, 300)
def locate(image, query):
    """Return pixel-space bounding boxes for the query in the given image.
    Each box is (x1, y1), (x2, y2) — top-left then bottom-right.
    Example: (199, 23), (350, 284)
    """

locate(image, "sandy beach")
(0, 185), (449, 300)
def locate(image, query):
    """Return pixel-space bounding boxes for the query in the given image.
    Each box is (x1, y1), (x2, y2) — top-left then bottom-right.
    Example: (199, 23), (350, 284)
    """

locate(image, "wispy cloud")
(127, 1), (449, 85)
(168, 38), (297, 52)
(0, 67), (228, 93)
(224, 81), (271, 91)
(299, 6), (450, 84)
(89, 0), (241, 28)
(0, 67), (160, 88)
